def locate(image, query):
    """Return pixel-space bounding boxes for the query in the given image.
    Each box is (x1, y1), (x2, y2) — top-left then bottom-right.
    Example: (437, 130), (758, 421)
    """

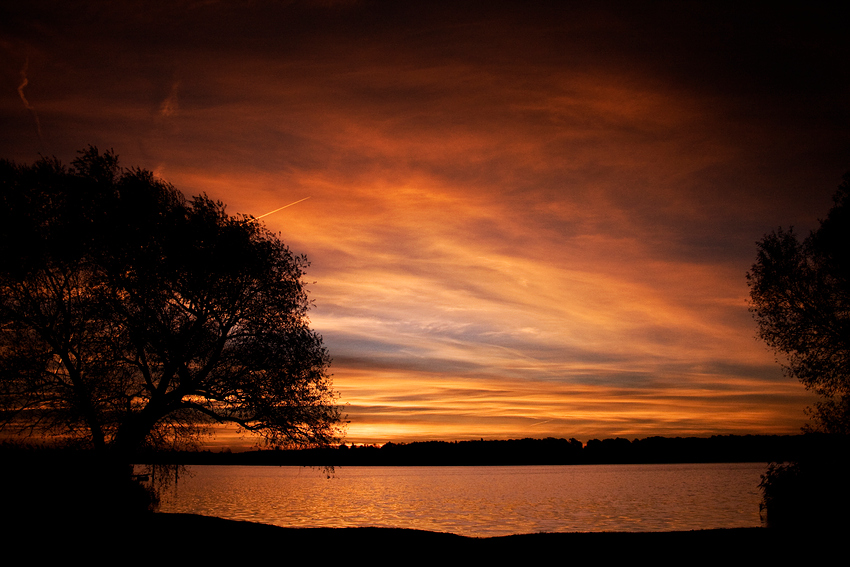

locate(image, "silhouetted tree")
(0, 148), (341, 459)
(747, 174), (850, 435)
(748, 173), (850, 528)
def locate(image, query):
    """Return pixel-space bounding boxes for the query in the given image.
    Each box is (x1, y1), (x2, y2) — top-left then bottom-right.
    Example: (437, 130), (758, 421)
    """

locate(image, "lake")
(156, 462), (766, 536)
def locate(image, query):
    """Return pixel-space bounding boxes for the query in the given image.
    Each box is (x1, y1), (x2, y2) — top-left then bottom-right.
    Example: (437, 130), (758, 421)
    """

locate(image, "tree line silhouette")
(107, 434), (836, 467)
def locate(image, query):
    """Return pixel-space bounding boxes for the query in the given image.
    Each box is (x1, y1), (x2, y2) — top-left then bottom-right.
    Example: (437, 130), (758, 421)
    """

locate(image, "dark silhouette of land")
(131, 433), (823, 466)
(11, 512), (837, 563)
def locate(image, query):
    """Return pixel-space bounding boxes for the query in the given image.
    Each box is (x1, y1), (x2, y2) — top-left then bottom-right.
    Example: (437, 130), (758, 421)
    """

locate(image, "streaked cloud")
(1, 1), (844, 445)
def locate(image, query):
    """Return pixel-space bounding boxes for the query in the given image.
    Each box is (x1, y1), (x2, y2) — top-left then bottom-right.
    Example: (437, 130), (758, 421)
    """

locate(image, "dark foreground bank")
(18, 512), (837, 563)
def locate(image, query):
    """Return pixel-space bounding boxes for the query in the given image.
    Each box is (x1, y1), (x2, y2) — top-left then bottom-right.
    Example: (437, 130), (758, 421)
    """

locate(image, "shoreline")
(138, 514), (816, 560)
(18, 511), (832, 561)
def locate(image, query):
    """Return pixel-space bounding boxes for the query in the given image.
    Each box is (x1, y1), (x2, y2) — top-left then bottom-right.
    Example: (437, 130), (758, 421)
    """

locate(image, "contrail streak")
(17, 58), (44, 149)
(256, 197), (311, 219)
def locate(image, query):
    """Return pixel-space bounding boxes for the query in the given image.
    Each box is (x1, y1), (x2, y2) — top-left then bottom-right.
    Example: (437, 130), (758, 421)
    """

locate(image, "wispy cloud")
(16, 57), (44, 150)
(1, 1), (843, 444)
(159, 80), (179, 117)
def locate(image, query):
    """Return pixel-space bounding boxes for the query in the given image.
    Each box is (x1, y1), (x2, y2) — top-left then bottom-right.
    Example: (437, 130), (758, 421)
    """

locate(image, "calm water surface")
(157, 463), (765, 536)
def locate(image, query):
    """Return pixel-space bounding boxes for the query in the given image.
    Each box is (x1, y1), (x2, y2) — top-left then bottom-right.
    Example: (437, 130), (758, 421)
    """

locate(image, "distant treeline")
(5, 434), (841, 466)
(130, 434), (844, 466)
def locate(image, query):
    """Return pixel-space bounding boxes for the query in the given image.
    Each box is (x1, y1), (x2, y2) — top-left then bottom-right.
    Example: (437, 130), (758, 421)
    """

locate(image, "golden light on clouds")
(2, 1), (845, 446)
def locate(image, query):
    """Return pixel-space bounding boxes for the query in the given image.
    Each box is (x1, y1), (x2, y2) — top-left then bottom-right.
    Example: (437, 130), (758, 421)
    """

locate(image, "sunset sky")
(2, 1), (849, 446)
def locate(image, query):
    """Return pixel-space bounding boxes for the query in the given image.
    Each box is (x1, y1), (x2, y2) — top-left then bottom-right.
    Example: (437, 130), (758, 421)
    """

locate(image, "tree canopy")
(747, 173), (850, 434)
(0, 147), (341, 455)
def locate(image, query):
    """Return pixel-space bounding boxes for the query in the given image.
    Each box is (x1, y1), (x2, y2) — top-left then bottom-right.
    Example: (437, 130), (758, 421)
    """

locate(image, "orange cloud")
(2, 1), (842, 446)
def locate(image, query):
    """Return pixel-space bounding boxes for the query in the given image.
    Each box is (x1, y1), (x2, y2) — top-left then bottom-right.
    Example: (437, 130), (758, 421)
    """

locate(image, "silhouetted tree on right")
(748, 173), (850, 529)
